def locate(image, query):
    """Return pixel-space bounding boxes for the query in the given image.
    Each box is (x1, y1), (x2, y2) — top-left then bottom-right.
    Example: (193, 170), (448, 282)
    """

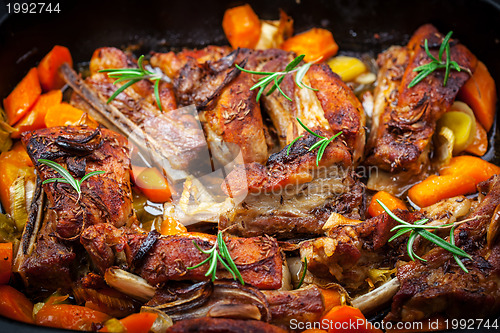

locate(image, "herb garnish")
(286, 118), (343, 167)
(236, 54), (317, 102)
(99, 55), (164, 111)
(296, 257), (308, 289)
(408, 31), (467, 88)
(187, 232), (244, 285)
(378, 199), (471, 272)
(38, 159), (105, 201)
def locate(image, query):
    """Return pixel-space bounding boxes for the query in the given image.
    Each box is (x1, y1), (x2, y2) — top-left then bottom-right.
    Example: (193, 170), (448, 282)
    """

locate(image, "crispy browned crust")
(307, 64), (366, 162)
(166, 318), (287, 333)
(262, 285), (325, 327)
(301, 210), (422, 291)
(132, 233), (283, 290)
(23, 126), (135, 239)
(202, 70), (268, 164)
(365, 24), (477, 172)
(388, 175), (500, 322)
(151, 46), (231, 78)
(222, 131), (351, 197)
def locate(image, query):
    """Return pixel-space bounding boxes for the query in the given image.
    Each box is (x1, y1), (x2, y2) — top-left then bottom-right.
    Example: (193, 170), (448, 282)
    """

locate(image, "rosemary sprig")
(235, 54), (317, 102)
(38, 159), (105, 200)
(99, 55), (164, 111)
(296, 257), (308, 289)
(286, 118), (343, 166)
(187, 232), (244, 285)
(408, 31), (463, 88)
(377, 199), (471, 272)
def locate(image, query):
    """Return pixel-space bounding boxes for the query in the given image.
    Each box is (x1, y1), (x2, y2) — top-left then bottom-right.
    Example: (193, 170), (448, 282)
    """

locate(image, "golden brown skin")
(82, 224), (284, 290)
(242, 49), (366, 163)
(23, 126), (136, 239)
(173, 49), (269, 164)
(365, 24), (477, 173)
(388, 175), (500, 322)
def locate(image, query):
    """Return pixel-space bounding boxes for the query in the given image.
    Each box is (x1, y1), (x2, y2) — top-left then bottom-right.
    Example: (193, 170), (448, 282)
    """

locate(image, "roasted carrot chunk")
(318, 287), (343, 314)
(11, 90), (62, 138)
(44, 102), (84, 128)
(321, 305), (382, 333)
(408, 156), (500, 207)
(0, 285), (34, 324)
(38, 45), (73, 91)
(0, 242), (13, 284)
(35, 304), (110, 331)
(3, 68), (41, 125)
(281, 28), (339, 63)
(222, 4), (261, 49)
(368, 191), (407, 217)
(119, 312), (158, 333)
(464, 121), (488, 156)
(458, 61), (497, 132)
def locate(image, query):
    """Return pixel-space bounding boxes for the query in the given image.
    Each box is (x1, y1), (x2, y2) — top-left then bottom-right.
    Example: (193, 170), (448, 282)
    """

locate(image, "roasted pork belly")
(387, 175), (500, 322)
(365, 24), (477, 173)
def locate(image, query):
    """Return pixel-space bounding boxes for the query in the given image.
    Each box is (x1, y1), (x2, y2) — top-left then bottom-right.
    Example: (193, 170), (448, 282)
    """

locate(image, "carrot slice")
(408, 156), (500, 207)
(0, 243), (13, 284)
(458, 61), (497, 132)
(222, 4), (261, 49)
(44, 102), (84, 128)
(38, 45), (73, 91)
(11, 90), (62, 138)
(321, 305), (382, 333)
(281, 28), (339, 63)
(318, 287), (343, 314)
(464, 121), (488, 156)
(132, 167), (172, 203)
(0, 285), (34, 324)
(3, 68), (41, 125)
(35, 304), (110, 331)
(119, 312), (158, 333)
(368, 191), (407, 217)
(160, 216), (187, 236)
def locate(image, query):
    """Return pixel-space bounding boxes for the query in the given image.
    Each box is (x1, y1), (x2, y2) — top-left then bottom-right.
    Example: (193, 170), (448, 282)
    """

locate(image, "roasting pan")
(0, 0), (499, 331)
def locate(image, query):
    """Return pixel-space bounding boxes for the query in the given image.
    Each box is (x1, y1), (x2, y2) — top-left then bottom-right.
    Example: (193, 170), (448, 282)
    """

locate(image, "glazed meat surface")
(365, 24), (477, 173)
(387, 175), (500, 321)
(220, 131), (365, 238)
(23, 126), (135, 239)
(82, 224), (284, 290)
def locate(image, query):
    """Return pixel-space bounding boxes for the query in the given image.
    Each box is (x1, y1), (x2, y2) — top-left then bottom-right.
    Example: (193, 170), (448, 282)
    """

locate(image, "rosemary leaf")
(286, 135), (303, 156)
(296, 257), (308, 289)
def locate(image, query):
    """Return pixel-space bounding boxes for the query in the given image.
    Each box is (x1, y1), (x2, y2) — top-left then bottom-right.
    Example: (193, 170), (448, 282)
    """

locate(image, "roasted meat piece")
(300, 210), (422, 291)
(365, 24), (477, 173)
(81, 224), (284, 290)
(16, 125), (135, 291)
(387, 175), (500, 322)
(70, 47), (207, 171)
(23, 126), (136, 239)
(220, 130), (365, 239)
(242, 49), (366, 163)
(173, 50), (269, 164)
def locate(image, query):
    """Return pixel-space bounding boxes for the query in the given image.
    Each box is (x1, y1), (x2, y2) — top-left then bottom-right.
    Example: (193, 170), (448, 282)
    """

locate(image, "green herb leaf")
(296, 257), (308, 289)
